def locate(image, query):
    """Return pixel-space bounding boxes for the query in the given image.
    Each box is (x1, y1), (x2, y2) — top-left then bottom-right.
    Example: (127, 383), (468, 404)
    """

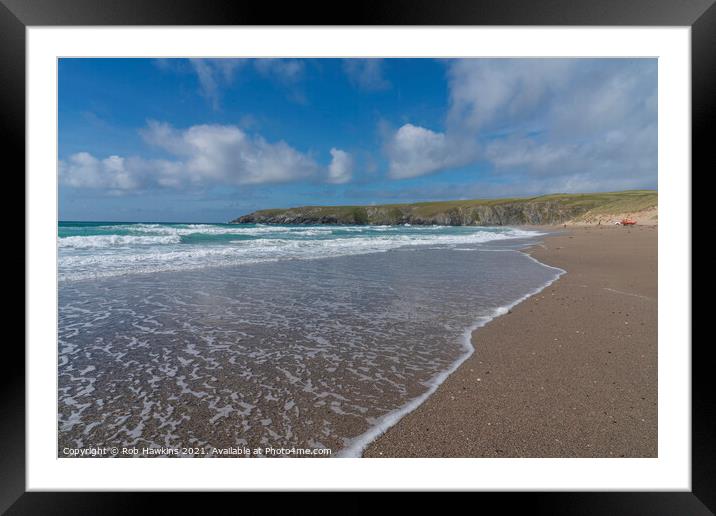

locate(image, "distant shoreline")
(231, 190), (657, 227)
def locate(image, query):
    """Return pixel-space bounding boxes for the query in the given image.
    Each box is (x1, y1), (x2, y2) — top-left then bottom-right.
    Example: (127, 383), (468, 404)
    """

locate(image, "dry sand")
(364, 224), (657, 457)
(568, 208), (658, 227)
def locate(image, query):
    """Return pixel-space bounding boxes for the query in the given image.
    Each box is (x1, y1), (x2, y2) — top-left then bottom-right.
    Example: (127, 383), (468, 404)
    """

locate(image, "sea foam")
(58, 223), (543, 281)
(58, 224), (559, 457)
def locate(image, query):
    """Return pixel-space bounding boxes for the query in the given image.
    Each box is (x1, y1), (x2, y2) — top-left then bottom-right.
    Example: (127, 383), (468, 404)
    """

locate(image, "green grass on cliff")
(249, 190), (657, 218)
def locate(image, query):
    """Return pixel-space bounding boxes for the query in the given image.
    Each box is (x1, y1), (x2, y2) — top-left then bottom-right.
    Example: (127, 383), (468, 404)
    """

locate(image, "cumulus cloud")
(343, 59), (391, 92)
(60, 122), (354, 192)
(144, 121), (322, 185)
(384, 58), (657, 193)
(59, 152), (186, 193)
(60, 153), (139, 191)
(327, 148), (354, 184)
(385, 124), (475, 179)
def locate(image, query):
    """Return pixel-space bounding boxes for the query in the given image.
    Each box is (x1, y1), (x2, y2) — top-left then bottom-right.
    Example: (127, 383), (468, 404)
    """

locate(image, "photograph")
(6, 2), (706, 507)
(57, 57), (658, 459)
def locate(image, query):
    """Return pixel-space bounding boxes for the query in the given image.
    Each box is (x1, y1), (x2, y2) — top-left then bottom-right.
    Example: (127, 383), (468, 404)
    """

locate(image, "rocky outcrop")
(230, 191), (658, 227)
(233, 202), (584, 226)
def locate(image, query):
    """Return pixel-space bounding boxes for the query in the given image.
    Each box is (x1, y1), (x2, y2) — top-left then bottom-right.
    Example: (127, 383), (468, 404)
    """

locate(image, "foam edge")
(335, 248), (566, 458)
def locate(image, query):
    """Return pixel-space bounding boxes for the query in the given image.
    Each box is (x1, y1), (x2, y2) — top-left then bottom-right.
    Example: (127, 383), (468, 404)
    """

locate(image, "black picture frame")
(4, 0), (711, 512)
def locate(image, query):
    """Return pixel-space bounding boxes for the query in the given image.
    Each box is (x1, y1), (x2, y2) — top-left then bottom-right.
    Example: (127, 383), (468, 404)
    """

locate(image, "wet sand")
(364, 224), (657, 457)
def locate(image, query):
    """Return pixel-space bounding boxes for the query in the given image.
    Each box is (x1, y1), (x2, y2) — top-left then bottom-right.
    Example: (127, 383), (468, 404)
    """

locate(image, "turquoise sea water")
(58, 221), (545, 282)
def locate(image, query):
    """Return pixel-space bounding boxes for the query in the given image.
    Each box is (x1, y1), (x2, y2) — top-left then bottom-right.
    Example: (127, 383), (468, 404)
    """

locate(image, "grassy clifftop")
(231, 190), (657, 226)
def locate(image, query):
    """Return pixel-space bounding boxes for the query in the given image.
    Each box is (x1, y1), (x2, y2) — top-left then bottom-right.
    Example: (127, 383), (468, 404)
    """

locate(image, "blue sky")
(59, 58), (657, 222)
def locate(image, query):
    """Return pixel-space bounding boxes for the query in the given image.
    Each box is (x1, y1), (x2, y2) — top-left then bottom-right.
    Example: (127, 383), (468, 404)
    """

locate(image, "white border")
(27, 27), (691, 491)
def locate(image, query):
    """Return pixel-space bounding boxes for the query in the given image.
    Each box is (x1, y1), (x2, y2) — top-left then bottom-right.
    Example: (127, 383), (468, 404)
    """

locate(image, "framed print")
(5, 0), (712, 511)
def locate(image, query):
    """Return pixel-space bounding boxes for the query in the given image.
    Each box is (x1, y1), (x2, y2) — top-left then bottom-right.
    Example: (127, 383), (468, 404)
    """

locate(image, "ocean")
(58, 222), (563, 457)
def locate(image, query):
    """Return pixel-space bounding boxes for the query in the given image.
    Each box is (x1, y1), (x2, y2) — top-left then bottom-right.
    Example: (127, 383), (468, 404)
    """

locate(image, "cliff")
(230, 190), (657, 226)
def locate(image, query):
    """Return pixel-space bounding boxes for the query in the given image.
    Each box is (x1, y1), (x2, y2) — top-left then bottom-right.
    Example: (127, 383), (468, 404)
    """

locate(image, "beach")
(364, 224), (657, 457)
(56, 221), (657, 457)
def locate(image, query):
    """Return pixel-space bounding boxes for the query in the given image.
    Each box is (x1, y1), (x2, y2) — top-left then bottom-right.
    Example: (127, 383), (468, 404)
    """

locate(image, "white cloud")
(59, 153), (142, 192)
(141, 121), (321, 186)
(485, 139), (574, 173)
(384, 58), (657, 192)
(343, 59), (391, 92)
(253, 59), (304, 83)
(385, 124), (475, 179)
(188, 59), (245, 110)
(60, 122), (354, 192)
(446, 59), (574, 133)
(189, 59), (221, 109)
(327, 148), (354, 184)
(174, 58), (304, 110)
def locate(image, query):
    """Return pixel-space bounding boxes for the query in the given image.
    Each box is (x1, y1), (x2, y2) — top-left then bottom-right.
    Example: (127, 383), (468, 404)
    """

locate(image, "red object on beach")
(621, 218), (637, 225)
